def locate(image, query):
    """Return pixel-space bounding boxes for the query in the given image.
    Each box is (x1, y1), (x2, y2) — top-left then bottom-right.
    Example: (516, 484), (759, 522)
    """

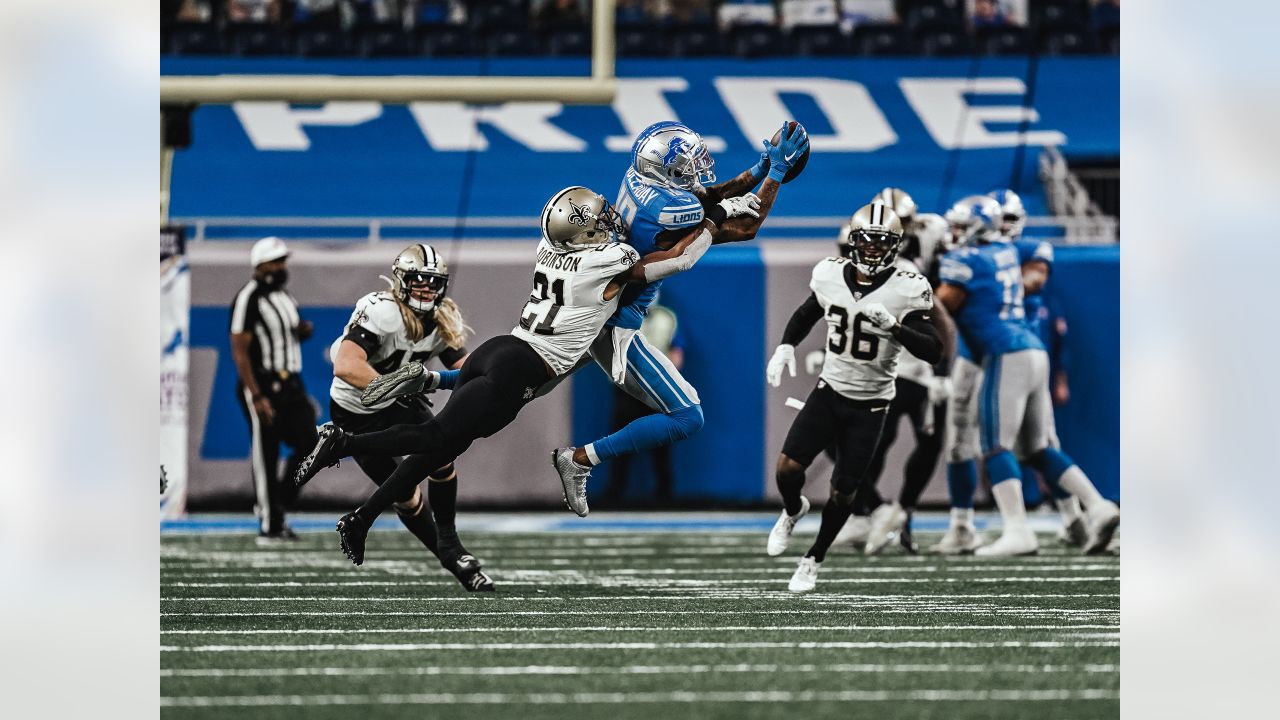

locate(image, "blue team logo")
(567, 200), (594, 227)
(662, 137), (689, 165)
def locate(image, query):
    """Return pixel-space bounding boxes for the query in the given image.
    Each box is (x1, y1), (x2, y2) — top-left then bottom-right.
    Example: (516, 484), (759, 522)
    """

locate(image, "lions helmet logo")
(662, 137), (689, 165)
(567, 199), (595, 227)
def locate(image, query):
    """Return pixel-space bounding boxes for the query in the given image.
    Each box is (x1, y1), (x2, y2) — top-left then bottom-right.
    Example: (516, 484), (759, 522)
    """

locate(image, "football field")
(161, 515), (1119, 719)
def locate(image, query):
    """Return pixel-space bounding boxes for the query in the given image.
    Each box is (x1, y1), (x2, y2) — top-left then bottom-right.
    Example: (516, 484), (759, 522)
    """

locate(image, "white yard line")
(162, 608), (1118, 618)
(161, 662), (1119, 678)
(163, 576), (1118, 588)
(159, 564), (1119, 578)
(161, 623), (1118, 636)
(161, 593), (1120, 602)
(161, 640), (1121, 653)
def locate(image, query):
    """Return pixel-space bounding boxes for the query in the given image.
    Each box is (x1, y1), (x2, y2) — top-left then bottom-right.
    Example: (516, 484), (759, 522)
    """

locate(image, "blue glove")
(764, 122), (809, 183)
(747, 146), (770, 181)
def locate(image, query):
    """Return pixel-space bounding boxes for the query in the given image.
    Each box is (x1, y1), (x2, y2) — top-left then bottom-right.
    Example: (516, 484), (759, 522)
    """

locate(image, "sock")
(428, 476), (459, 546)
(805, 496), (855, 563)
(950, 506), (975, 528)
(393, 487), (440, 556)
(946, 460), (978, 509)
(1056, 495), (1082, 525)
(986, 451), (1029, 533)
(588, 405), (704, 464)
(1056, 465), (1107, 511)
(1019, 462), (1043, 508)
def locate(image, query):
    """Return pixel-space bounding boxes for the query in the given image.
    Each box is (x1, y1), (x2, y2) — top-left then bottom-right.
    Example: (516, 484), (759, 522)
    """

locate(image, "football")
(768, 120), (810, 184)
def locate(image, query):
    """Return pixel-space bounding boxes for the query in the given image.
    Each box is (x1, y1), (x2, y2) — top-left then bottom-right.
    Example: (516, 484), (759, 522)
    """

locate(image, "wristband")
(767, 165), (789, 183)
(705, 204), (728, 227)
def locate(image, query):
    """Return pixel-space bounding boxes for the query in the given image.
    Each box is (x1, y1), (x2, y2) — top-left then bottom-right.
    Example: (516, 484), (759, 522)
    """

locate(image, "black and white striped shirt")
(229, 280), (303, 374)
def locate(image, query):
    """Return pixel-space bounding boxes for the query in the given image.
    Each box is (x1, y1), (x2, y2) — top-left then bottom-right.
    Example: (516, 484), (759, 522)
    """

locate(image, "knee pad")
(670, 404), (704, 441)
(984, 449), (1021, 485)
(1027, 447), (1075, 483)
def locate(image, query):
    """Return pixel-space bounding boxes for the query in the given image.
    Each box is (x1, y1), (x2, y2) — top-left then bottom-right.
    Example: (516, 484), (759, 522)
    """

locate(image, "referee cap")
(250, 236), (289, 267)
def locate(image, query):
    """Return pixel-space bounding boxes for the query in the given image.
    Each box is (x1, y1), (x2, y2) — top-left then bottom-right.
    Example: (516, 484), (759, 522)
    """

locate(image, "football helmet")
(945, 195), (1003, 247)
(987, 189), (1027, 238)
(870, 187), (918, 227)
(391, 244), (450, 314)
(541, 186), (627, 252)
(842, 202), (904, 276)
(631, 121), (716, 190)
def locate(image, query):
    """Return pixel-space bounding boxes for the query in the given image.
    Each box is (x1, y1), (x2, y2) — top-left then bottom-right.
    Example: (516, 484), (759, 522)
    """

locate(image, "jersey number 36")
(827, 306), (878, 361)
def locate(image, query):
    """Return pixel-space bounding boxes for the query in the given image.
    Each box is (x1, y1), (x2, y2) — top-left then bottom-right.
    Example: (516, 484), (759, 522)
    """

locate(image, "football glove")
(861, 302), (897, 330)
(766, 344), (796, 387)
(717, 192), (761, 220)
(763, 122), (809, 177)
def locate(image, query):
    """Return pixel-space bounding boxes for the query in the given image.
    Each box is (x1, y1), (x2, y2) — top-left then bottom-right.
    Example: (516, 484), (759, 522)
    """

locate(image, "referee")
(229, 237), (317, 542)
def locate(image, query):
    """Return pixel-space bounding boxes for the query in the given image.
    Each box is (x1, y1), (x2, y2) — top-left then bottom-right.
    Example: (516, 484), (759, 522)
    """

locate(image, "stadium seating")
(295, 25), (355, 58)
(617, 26), (667, 57)
(669, 24), (722, 57)
(168, 22), (224, 56)
(975, 26), (1031, 56)
(788, 25), (847, 56)
(727, 24), (786, 58)
(545, 28), (593, 57)
(357, 24), (416, 58)
(229, 23), (291, 57)
(851, 23), (909, 56)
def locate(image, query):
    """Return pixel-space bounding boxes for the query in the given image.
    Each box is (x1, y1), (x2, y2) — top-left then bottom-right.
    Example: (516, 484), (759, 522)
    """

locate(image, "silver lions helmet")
(945, 195), (1004, 247)
(541, 186), (627, 252)
(987, 188), (1026, 238)
(391, 244), (449, 313)
(870, 187), (918, 228)
(842, 202), (904, 276)
(631, 121), (716, 190)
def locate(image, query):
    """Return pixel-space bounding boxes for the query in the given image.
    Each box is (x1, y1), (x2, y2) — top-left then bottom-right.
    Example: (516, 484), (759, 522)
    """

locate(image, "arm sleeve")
(343, 325), (382, 357)
(781, 293), (824, 346)
(892, 309), (944, 365)
(438, 345), (467, 369)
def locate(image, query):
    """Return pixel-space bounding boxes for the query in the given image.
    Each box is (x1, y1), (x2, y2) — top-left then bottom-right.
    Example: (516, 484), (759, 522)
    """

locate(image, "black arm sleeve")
(781, 294), (824, 346)
(438, 345), (468, 368)
(892, 310), (944, 365)
(343, 325), (382, 357)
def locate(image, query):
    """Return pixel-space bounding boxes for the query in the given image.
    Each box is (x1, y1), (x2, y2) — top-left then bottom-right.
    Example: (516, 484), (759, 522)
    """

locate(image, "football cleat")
(974, 528), (1038, 557)
(451, 554), (496, 593)
(832, 514), (871, 551)
(1083, 501), (1120, 555)
(255, 525), (299, 546)
(552, 447), (592, 517)
(294, 423), (348, 489)
(362, 361), (428, 407)
(788, 556), (821, 593)
(336, 511), (370, 566)
(898, 511), (919, 554)
(1058, 516), (1088, 547)
(930, 523), (985, 555)
(864, 501), (908, 556)
(767, 496), (810, 557)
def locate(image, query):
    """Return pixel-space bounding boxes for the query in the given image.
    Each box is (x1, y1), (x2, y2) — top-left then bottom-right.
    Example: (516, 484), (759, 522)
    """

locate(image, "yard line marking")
(159, 689), (1119, 707)
(161, 624), (1117, 636)
(161, 663), (1120, 678)
(162, 608), (1119, 618)
(162, 640), (1120, 653)
(162, 576), (1117, 588)
(161, 593), (1120, 602)
(159, 564), (1119, 578)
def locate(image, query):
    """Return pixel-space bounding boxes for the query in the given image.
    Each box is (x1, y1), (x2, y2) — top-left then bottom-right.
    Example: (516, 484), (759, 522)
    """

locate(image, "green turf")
(161, 529), (1118, 719)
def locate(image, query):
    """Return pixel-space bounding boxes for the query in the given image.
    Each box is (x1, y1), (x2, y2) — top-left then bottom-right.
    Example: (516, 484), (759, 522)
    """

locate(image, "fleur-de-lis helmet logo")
(567, 199), (595, 227)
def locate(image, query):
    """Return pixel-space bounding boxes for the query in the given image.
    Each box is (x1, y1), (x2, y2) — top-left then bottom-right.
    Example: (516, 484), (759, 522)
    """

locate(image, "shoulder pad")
(938, 256), (974, 285)
(590, 243), (640, 271)
(354, 292), (404, 335)
(1018, 239), (1054, 265)
(893, 269), (934, 306)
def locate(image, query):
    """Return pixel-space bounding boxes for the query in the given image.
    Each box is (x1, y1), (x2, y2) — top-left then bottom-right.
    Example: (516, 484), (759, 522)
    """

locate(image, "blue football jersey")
(608, 167), (705, 329)
(1015, 238), (1054, 268)
(939, 241), (1044, 357)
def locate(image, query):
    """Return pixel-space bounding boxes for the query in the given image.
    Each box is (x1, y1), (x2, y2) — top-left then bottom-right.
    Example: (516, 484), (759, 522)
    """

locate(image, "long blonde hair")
(393, 294), (471, 348)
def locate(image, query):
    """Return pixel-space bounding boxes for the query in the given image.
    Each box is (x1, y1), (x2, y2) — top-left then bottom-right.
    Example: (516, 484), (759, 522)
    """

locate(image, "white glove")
(766, 344), (796, 387)
(718, 192), (761, 220)
(861, 302), (897, 330)
(928, 376), (953, 405)
(804, 349), (825, 375)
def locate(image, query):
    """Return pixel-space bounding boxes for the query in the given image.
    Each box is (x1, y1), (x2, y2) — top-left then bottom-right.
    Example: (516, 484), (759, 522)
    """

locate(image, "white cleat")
(864, 502), (908, 556)
(788, 556), (821, 593)
(766, 496), (810, 557)
(551, 447), (591, 517)
(1057, 517), (1088, 548)
(974, 528), (1039, 557)
(832, 514), (871, 551)
(930, 524), (985, 555)
(1083, 501), (1120, 555)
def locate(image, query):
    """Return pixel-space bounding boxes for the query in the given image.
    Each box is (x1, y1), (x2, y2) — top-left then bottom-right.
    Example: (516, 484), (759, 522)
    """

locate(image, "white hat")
(250, 236), (289, 267)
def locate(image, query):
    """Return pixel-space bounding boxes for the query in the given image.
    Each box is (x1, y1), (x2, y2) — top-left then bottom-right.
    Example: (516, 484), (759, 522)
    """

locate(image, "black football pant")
(237, 374), (317, 534)
(863, 378), (947, 511)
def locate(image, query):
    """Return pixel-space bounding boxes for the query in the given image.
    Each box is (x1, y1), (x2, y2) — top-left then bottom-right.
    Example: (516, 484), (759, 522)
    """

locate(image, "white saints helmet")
(390, 244), (450, 314)
(841, 202), (904, 276)
(945, 195), (1003, 247)
(870, 187), (918, 228)
(540, 186), (627, 252)
(631, 121), (716, 190)
(987, 188), (1027, 238)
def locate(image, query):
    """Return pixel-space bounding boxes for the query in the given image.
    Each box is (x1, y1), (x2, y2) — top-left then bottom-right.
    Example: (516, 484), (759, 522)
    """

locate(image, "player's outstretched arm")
(334, 339), (380, 390)
(711, 123), (809, 245)
(766, 294), (825, 386)
(603, 225), (716, 300)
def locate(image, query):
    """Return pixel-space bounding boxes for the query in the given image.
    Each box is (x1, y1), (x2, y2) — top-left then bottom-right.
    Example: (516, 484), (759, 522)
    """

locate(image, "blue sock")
(1027, 447), (1076, 500)
(1020, 462), (1043, 508)
(946, 460), (978, 509)
(433, 369), (461, 390)
(985, 450), (1022, 486)
(586, 405), (704, 465)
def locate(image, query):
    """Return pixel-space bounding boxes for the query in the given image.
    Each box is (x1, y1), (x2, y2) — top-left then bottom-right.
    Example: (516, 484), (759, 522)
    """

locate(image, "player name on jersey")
(536, 247), (585, 273)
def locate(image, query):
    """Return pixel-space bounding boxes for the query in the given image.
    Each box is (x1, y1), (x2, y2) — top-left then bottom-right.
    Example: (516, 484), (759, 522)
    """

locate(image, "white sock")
(1057, 466), (1105, 510)
(990, 479), (1030, 533)
(1055, 495), (1083, 523)
(950, 507), (974, 527)
(582, 444), (601, 466)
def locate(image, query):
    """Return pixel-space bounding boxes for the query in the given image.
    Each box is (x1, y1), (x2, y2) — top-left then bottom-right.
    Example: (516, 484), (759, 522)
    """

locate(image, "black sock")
(805, 497), (855, 563)
(777, 472), (805, 517)
(428, 477), (459, 545)
(395, 499), (440, 556)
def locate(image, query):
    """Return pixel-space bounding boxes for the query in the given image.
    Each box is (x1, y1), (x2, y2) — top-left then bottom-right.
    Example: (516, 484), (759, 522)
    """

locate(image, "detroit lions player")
(293, 186), (729, 565)
(936, 196), (1119, 556)
(551, 120), (810, 515)
(764, 203), (949, 592)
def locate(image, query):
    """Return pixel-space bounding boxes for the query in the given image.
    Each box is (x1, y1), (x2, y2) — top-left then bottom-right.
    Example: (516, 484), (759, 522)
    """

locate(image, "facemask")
(260, 269), (289, 289)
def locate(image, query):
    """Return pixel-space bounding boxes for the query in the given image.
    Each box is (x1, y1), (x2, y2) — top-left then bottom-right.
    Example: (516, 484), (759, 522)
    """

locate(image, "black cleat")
(336, 511), (370, 565)
(294, 423), (348, 489)
(256, 524), (299, 545)
(899, 512), (919, 555)
(451, 554), (496, 592)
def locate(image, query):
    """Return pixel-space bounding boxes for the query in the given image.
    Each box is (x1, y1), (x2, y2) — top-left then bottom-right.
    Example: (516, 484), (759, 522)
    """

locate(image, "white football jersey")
(890, 257), (935, 387)
(913, 212), (948, 276)
(810, 257), (935, 401)
(329, 291), (459, 414)
(511, 239), (640, 375)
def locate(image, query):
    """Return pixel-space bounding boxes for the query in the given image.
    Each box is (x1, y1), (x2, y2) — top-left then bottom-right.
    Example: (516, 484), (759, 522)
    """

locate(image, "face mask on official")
(256, 262), (288, 289)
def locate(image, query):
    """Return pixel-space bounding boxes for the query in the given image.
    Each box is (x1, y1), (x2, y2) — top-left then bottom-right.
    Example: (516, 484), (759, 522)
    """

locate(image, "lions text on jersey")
(810, 258), (935, 401)
(938, 241), (1044, 359)
(329, 292), (465, 414)
(610, 167), (704, 330)
(511, 239), (640, 375)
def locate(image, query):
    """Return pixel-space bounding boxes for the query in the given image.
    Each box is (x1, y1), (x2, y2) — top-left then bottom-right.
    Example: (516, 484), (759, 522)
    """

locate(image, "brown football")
(768, 121), (810, 184)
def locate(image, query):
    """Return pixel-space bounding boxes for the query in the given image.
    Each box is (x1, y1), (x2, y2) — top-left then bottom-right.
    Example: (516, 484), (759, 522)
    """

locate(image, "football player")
(293, 186), (754, 565)
(325, 244), (493, 591)
(935, 196), (1119, 556)
(551, 120), (809, 514)
(763, 202), (950, 593)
